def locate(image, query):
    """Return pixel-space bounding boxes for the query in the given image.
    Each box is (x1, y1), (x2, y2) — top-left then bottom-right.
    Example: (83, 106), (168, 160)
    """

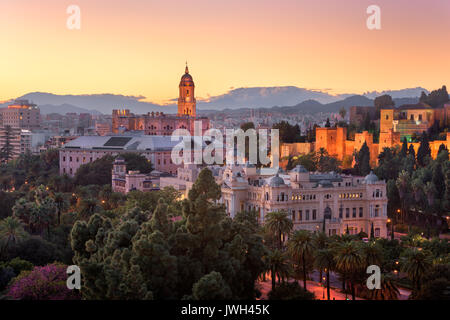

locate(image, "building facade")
(0, 100), (41, 130)
(380, 103), (450, 141)
(220, 164), (388, 237)
(111, 66), (210, 136)
(282, 125), (450, 169)
(0, 127), (33, 162)
(158, 163), (389, 238)
(59, 134), (188, 176)
(111, 157), (162, 193)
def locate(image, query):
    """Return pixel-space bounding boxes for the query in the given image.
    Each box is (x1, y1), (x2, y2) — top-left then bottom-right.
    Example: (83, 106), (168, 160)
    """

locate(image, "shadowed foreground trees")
(70, 168), (266, 299)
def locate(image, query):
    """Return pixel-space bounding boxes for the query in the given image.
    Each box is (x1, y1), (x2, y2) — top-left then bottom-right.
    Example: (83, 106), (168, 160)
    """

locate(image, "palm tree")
(366, 275), (399, 300)
(313, 232), (329, 283)
(53, 192), (67, 225)
(334, 241), (364, 300)
(264, 249), (292, 291)
(265, 210), (293, 250)
(423, 182), (436, 208)
(396, 170), (411, 223)
(401, 248), (432, 292)
(315, 248), (335, 300)
(0, 216), (28, 256)
(288, 230), (314, 290)
(360, 241), (383, 267)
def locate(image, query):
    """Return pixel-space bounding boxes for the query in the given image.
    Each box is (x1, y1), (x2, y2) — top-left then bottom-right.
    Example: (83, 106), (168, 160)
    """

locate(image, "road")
(257, 272), (411, 300)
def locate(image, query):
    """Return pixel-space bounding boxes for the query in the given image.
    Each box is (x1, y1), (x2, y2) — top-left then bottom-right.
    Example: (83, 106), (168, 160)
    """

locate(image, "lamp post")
(322, 276), (326, 299)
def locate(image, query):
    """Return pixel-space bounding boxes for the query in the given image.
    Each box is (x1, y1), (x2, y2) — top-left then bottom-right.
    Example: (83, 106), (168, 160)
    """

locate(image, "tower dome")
(180, 65), (194, 85)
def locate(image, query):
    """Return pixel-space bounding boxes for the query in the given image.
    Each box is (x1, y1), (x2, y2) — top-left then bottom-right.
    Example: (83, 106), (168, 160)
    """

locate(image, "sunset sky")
(1, 0), (449, 104)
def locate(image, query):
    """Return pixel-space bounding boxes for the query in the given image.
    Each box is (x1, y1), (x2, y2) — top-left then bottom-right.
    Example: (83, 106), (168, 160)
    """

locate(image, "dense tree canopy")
(272, 121), (302, 143)
(70, 168), (266, 299)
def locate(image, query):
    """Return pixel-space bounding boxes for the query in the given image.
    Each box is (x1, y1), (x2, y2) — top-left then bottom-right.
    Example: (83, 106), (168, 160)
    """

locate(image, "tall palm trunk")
(351, 281), (356, 300)
(271, 269), (276, 291)
(278, 230), (282, 250)
(302, 253), (307, 290)
(326, 269), (330, 300)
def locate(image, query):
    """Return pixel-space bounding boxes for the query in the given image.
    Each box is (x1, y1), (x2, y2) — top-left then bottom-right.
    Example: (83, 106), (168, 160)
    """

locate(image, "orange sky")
(0, 0), (449, 104)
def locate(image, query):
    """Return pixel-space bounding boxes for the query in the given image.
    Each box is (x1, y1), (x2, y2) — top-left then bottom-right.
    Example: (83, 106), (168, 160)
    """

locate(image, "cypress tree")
(437, 143), (448, 157)
(408, 144), (416, 160)
(417, 133), (431, 166)
(432, 163), (445, 199)
(355, 142), (371, 176)
(400, 137), (408, 157)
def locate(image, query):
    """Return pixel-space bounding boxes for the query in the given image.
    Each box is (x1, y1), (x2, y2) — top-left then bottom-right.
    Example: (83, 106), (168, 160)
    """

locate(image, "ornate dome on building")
(364, 171), (379, 184)
(180, 65), (194, 86)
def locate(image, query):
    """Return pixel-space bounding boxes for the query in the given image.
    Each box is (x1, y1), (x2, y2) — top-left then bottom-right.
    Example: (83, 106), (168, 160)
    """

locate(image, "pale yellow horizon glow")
(0, 0), (449, 104)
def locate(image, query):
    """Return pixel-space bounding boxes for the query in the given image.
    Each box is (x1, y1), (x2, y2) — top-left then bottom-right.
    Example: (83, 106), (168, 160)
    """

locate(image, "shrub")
(0, 266), (15, 291)
(7, 263), (81, 300)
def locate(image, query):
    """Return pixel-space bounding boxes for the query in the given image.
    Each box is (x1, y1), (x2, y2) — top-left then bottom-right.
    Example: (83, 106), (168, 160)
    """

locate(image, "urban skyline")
(1, 0), (450, 104)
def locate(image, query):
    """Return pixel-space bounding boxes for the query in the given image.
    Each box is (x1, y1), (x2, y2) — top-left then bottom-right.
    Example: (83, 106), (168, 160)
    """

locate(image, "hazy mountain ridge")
(2, 86), (428, 115)
(363, 87), (428, 99)
(198, 95), (419, 116)
(197, 86), (350, 109)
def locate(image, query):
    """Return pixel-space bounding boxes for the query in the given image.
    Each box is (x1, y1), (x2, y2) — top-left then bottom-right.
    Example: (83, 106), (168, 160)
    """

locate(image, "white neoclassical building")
(220, 164), (388, 238)
(158, 162), (388, 238)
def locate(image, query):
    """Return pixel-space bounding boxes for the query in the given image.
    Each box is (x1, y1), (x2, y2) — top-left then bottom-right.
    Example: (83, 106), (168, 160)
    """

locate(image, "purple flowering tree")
(7, 263), (81, 300)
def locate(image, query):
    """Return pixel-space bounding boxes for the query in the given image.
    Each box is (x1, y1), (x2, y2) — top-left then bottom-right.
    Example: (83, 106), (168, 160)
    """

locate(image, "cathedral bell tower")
(177, 64), (196, 117)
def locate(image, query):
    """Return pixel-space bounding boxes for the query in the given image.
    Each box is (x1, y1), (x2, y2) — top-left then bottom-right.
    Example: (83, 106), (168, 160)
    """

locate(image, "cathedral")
(112, 65), (209, 135)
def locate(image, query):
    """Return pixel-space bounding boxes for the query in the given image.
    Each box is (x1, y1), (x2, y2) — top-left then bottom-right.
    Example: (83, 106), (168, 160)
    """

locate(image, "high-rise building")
(0, 100), (41, 130)
(0, 126), (33, 162)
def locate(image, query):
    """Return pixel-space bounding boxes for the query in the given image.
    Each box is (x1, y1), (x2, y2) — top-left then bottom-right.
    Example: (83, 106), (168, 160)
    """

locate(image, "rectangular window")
(312, 209), (317, 220)
(339, 208), (343, 219)
(352, 208), (356, 218)
(359, 207), (363, 218)
(306, 210), (310, 221)
(346, 208), (349, 218)
(299, 210), (302, 221)
(375, 228), (380, 237)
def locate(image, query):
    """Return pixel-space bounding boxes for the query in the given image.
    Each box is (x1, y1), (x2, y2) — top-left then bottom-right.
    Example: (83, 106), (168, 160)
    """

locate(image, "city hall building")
(220, 164), (388, 237)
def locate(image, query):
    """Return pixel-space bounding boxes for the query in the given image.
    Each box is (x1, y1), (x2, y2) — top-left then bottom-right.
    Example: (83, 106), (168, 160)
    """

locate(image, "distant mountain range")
(0, 86), (429, 115)
(197, 95), (419, 116)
